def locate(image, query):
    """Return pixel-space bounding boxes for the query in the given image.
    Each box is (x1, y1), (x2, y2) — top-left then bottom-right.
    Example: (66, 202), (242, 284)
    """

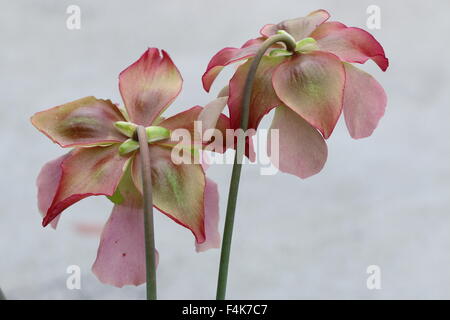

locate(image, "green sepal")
(118, 139), (139, 155)
(146, 126), (170, 143)
(114, 121), (137, 138)
(295, 37), (318, 52)
(269, 49), (293, 57)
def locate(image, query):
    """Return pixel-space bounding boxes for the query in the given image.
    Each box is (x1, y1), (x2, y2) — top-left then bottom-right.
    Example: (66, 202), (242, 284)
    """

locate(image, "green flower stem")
(137, 126), (157, 300)
(0, 287), (5, 300)
(216, 33), (297, 300)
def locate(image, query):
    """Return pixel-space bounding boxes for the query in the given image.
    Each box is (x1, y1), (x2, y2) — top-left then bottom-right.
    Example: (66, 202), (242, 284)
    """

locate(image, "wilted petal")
(312, 23), (389, 71)
(343, 63), (387, 139)
(272, 51), (345, 138)
(132, 146), (206, 243)
(42, 145), (128, 227)
(37, 153), (71, 229)
(269, 106), (327, 178)
(195, 178), (220, 252)
(228, 55), (285, 130)
(202, 44), (261, 92)
(92, 168), (159, 287)
(119, 48), (182, 126)
(262, 9), (330, 40)
(31, 97), (126, 148)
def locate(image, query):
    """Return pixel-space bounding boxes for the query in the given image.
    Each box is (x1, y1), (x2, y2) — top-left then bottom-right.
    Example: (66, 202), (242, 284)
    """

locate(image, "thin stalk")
(0, 288), (5, 300)
(216, 33), (297, 300)
(137, 126), (157, 300)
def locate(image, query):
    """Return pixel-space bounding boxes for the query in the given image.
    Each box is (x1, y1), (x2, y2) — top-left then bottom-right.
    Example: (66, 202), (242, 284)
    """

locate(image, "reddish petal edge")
(42, 145), (128, 227)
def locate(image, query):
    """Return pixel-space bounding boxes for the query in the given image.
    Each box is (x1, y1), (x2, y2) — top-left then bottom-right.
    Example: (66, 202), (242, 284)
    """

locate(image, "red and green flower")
(202, 9), (388, 178)
(32, 48), (227, 287)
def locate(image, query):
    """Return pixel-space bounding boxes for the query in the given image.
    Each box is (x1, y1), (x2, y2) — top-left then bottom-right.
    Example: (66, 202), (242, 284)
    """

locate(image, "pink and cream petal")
(37, 153), (71, 229)
(268, 106), (328, 178)
(342, 63), (387, 139)
(92, 168), (159, 287)
(264, 9), (330, 40)
(195, 178), (221, 252)
(272, 51), (345, 138)
(119, 48), (182, 126)
(42, 145), (128, 227)
(132, 146), (206, 243)
(31, 97), (126, 148)
(202, 44), (261, 92)
(259, 24), (279, 38)
(312, 24), (389, 71)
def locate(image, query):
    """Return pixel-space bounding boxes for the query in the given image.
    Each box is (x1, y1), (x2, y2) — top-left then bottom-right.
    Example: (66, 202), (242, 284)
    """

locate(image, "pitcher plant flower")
(201, 10), (389, 299)
(31, 48), (227, 292)
(202, 9), (388, 179)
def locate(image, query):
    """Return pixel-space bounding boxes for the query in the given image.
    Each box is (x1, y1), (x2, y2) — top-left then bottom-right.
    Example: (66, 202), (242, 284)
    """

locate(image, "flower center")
(114, 121), (171, 155)
(269, 34), (318, 57)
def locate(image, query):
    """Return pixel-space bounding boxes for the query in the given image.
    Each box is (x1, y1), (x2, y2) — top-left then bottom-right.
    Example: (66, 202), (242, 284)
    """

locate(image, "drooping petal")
(228, 55), (285, 130)
(342, 63), (387, 139)
(37, 153), (71, 229)
(311, 23), (389, 71)
(261, 9), (330, 40)
(272, 51), (345, 138)
(119, 48), (182, 126)
(268, 106), (328, 179)
(92, 167), (159, 287)
(197, 97), (231, 153)
(42, 145), (128, 227)
(132, 146), (206, 243)
(195, 178), (220, 252)
(202, 44), (261, 92)
(31, 97), (126, 148)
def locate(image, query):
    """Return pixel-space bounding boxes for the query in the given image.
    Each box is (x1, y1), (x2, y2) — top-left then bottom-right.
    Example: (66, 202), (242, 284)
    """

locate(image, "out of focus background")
(1, 0), (449, 299)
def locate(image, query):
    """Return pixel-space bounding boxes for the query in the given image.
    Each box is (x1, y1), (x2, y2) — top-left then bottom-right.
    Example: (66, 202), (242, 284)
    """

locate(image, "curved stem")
(137, 126), (157, 300)
(216, 34), (297, 300)
(0, 288), (5, 300)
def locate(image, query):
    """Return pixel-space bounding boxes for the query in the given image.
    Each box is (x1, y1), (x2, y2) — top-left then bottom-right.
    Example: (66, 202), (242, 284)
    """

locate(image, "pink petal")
(202, 44), (261, 92)
(131, 146), (206, 243)
(228, 55), (285, 131)
(31, 97), (126, 148)
(269, 106), (328, 178)
(42, 145), (128, 227)
(197, 97), (230, 153)
(195, 178), (220, 252)
(261, 9), (330, 40)
(119, 48), (182, 126)
(92, 169), (159, 287)
(37, 153), (71, 229)
(343, 63), (387, 139)
(259, 24), (279, 38)
(272, 51), (345, 138)
(311, 23), (389, 71)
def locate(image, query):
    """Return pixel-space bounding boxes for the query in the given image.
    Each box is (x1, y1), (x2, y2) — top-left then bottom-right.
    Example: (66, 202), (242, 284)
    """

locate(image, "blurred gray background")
(1, 0), (449, 299)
